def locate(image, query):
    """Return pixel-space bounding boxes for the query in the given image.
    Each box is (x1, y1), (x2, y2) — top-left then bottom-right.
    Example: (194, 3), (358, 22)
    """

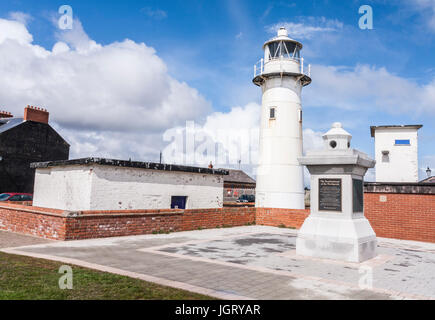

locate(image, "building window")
(269, 107), (276, 119)
(171, 196), (187, 209)
(382, 150), (389, 162)
(395, 139), (410, 145)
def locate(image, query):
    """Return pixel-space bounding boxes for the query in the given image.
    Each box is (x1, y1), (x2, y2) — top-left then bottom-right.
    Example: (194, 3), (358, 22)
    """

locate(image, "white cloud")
(303, 128), (324, 151)
(53, 123), (165, 161)
(0, 17), (33, 45)
(0, 17), (211, 136)
(305, 64), (435, 115)
(162, 103), (261, 170)
(54, 19), (100, 53)
(162, 102), (324, 181)
(0, 16), (213, 164)
(141, 7), (167, 20)
(267, 17), (343, 40)
(410, 0), (435, 31)
(8, 11), (32, 26)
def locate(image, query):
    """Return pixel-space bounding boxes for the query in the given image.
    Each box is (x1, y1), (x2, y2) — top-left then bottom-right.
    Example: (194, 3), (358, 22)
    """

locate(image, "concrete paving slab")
(0, 230), (52, 248)
(2, 226), (434, 300)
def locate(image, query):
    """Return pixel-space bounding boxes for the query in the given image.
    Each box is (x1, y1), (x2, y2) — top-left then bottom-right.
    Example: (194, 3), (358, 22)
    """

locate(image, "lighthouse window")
(294, 47), (300, 59)
(395, 139), (410, 145)
(269, 107), (276, 119)
(283, 41), (298, 58)
(268, 42), (280, 58)
(268, 41), (300, 59)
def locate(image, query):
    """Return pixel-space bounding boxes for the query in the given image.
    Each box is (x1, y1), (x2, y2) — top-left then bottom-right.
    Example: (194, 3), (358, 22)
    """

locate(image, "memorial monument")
(296, 122), (377, 262)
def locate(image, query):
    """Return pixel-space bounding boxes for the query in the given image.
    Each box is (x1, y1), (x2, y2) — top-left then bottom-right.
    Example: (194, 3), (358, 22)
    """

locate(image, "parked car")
(236, 194), (255, 203)
(0, 193), (33, 202)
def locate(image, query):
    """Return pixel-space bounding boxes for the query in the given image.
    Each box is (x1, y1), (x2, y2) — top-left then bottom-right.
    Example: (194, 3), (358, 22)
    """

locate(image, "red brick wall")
(0, 203), (66, 239)
(255, 195), (434, 243)
(64, 212), (183, 240)
(256, 208), (310, 229)
(24, 106), (49, 124)
(364, 193), (435, 243)
(0, 194), (433, 243)
(180, 207), (256, 231)
(0, 204), (256, 240)
(65, 208), (256, 240)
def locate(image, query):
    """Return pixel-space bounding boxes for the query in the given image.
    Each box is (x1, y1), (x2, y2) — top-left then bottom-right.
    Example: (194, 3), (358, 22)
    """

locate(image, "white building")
(31, 158), (227, 211)
(370, 125), (422, 183)
(253, 27), (311, 209)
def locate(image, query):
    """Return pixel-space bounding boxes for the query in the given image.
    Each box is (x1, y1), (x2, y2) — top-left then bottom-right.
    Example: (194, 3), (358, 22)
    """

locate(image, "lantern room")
(263, 27), (302, 63)
(253, 27), (311, 87)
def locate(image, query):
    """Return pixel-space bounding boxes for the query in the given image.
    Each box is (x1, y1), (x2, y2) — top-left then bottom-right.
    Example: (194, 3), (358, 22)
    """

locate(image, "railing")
(254, 57), (311, 78)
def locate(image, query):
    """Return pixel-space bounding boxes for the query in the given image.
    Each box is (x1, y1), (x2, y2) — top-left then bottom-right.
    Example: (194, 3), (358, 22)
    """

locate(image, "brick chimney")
(24, 105), (49, 124)
(0, 111), (13, 119)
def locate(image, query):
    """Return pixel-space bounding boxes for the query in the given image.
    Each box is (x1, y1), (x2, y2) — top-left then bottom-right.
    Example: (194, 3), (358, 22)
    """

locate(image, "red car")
(0, 193), (33, 202)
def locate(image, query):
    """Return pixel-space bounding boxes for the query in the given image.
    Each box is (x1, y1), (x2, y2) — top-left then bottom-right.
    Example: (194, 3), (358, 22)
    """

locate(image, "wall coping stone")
(364, 182), (434, 195)
(30, 157), (229, 176)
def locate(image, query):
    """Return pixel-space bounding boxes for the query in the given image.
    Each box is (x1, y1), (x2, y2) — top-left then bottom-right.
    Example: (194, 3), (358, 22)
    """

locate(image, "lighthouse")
(253, 27), (311, 209)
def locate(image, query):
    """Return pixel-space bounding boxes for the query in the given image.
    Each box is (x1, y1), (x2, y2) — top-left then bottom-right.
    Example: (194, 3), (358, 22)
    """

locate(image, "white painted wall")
(255, 69), (305, 209)
(374, 128), (419, 182)
(255, 28), (309, 210)
(33, 165), (93, 210)
(33, 164), (224, 211)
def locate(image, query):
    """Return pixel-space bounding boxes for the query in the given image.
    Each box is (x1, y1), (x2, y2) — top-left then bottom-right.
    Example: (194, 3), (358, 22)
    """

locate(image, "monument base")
(296, 216), (377, 263)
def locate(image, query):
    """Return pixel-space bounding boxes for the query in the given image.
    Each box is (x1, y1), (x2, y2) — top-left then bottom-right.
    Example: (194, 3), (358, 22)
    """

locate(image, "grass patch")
(278, 224), (296, 229)
(0, 252), (214, 300)
(152, 229), (172, 234)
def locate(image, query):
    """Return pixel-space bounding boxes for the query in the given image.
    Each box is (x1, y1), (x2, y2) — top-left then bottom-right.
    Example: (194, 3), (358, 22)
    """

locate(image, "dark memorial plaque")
(352, 178), (364, 212)
(319, 178), (342, 211)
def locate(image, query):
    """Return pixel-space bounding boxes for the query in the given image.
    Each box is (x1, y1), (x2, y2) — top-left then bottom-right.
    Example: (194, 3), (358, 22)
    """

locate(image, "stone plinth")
(297, 123), (377, 262)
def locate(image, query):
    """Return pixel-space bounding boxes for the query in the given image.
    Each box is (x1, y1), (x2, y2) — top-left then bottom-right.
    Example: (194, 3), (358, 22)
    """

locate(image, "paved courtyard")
(0, 230), (52, 248)
(1, 226), (434, 300)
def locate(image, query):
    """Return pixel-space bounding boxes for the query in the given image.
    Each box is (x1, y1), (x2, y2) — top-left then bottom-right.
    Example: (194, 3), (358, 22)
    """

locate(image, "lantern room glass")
(267, 41), (300, 60)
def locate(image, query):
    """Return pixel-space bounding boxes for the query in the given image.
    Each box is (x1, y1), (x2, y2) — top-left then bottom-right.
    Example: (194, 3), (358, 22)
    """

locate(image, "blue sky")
(0, 0), (434, 180)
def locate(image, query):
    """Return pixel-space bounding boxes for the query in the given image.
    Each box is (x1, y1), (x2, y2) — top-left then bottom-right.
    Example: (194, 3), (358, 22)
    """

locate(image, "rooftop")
(0, 117), (24, 135)
(419, 176), (435, 184)
(30, 157), (229, 176)
(222, 169), (256, 184)
(263, 27), (303, 49)
(370, 125), (423, 137)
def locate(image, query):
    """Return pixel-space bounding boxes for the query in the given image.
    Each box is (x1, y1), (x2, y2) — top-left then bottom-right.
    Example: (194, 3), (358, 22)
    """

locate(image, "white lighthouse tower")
(253, 27), (311, 209)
